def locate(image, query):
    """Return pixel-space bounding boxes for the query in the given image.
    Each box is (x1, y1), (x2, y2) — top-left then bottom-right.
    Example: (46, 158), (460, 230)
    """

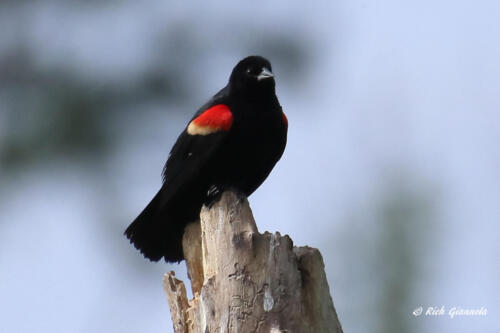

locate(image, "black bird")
(125, 56), (288, 262)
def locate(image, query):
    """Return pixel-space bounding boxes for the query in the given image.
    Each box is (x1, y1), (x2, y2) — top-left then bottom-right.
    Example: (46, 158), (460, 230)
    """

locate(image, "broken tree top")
(163, 191), (343, 333)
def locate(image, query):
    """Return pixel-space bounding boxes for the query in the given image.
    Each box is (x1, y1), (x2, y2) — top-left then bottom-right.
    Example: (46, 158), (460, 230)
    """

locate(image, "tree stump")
(163, 191), (343, 333)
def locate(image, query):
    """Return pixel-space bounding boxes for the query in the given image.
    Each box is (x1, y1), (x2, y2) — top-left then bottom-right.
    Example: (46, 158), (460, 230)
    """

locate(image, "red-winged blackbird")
(125, 56), (288, 262)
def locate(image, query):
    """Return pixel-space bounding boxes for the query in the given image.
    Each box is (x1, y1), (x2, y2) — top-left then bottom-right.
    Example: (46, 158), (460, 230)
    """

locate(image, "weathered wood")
(163, 191), (343, 333)
(182, 222), (204, 297)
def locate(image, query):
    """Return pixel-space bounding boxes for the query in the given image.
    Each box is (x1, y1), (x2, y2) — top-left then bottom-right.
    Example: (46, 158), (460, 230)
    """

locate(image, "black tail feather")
(124, 189), (185, 262)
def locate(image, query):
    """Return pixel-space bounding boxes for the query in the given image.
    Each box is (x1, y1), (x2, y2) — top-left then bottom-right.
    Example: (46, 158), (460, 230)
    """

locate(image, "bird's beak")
(257, 67), (274, 81)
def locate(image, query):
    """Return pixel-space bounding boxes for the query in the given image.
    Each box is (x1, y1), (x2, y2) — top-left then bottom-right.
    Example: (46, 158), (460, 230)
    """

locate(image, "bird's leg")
(205, 185), (248, 208)
(204, 184), (223, 208)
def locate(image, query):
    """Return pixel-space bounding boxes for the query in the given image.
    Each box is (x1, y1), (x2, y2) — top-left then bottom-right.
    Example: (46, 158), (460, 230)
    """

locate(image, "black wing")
(160, 87), (230, 202)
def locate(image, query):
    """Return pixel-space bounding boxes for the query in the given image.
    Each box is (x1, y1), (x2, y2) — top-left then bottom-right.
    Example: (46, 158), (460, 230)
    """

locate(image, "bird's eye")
(246, 67), (260, 76)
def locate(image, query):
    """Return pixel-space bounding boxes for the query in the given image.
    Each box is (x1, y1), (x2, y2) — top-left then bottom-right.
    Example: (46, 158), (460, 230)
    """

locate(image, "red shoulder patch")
(187, 104), (233, 136)
(282, 112), (288, 127)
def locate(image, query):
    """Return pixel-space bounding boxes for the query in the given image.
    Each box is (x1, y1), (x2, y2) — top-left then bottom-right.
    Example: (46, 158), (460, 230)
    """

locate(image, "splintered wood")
(163, 191), (343, 333)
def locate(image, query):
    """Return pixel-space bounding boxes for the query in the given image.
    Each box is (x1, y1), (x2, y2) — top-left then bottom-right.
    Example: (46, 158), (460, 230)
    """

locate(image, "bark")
(163, 191), (343, 333)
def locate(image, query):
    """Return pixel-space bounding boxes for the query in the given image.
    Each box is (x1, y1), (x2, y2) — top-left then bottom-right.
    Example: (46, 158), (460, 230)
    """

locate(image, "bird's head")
(229, 56), (275, 97)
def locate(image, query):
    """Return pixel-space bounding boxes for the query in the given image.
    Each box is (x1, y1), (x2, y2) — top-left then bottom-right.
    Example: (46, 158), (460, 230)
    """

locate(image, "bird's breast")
(210, 104), (286, 195)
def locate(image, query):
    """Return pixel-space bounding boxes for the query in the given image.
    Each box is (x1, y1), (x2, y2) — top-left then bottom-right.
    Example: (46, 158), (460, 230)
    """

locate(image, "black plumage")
(125, 56), (287, 262)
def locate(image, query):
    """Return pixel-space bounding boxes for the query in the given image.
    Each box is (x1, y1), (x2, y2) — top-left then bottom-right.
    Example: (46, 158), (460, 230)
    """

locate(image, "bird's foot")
(205, 185), (223, 208)
(204, 185), (247, 208)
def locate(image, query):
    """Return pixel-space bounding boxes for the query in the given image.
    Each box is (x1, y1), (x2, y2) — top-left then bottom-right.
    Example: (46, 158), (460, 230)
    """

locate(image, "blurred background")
(1, 1), (499, 332)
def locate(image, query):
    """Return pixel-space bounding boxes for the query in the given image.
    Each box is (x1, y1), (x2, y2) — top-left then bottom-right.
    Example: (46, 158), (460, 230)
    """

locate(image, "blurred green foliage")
(0, 22), (307, 173)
